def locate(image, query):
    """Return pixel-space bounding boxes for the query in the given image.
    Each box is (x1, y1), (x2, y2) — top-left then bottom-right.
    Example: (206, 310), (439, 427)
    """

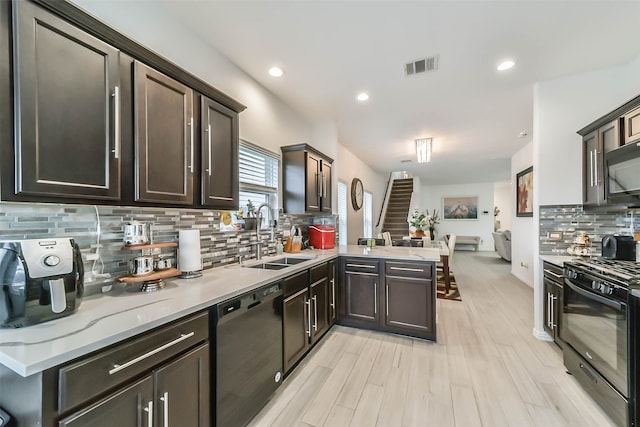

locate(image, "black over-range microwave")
(606, 140), (640, 207)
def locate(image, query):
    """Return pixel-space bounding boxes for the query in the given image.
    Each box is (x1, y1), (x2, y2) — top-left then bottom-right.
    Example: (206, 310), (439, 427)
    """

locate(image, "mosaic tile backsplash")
(0, 202), (336, 295)
(539, 205), (639, 256)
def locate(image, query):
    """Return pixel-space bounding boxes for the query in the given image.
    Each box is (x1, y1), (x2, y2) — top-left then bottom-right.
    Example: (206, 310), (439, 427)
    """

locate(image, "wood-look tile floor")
(249, 251), (617, 427)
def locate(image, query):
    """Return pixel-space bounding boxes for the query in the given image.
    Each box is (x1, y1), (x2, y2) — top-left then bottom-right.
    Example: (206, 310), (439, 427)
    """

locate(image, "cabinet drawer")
(284, 270), (309, 297)
(58, 311), (208, 413)
(343, 258), (379, 274)
(385, 261), (432, 279)
(542, 262), (563, 284)
(310, 262), (328, 283)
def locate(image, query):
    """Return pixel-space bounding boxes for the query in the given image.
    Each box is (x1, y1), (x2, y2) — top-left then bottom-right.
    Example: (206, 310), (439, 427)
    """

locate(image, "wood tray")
(117, 268), (181, 283)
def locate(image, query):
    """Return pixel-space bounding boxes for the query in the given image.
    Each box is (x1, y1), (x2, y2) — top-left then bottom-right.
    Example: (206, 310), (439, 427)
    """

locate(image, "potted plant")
(243, 200), (257, 230)
(409, 209), (427, 237)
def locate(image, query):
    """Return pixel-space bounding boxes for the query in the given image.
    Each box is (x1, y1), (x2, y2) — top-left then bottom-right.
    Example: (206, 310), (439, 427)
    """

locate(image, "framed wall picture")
(516, 166), (533, 217)
(442, 196), (478, 220)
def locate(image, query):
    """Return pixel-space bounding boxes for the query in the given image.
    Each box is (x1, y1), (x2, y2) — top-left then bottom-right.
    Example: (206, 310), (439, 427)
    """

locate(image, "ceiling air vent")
(405, 55), (439, 76)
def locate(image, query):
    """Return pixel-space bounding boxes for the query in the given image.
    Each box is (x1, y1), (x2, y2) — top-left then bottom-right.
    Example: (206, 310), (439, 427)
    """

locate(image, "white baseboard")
(532, 327), (553, 342)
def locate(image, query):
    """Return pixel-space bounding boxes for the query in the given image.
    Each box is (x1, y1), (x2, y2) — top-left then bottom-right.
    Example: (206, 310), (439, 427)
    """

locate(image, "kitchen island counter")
(0, 245), (438, 377)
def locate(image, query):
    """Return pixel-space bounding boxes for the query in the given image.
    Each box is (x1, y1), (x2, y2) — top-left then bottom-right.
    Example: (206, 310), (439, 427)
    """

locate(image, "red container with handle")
(309, 225), (335, 249)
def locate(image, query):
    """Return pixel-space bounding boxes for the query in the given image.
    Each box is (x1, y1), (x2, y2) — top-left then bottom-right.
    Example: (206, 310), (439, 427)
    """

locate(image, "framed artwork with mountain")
(516, 166), (533, 217)
(442, 196), (478, 220)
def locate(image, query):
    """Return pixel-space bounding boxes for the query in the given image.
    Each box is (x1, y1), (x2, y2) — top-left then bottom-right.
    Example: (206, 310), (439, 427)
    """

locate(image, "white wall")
(420, 182), (495, 251)
(531, 54), (640, 340)
(71, 0), (313, 155)
(337, 144), (386, 245)
(493, 181), (512, 231)
(535, 55), (640, 206)
(511, 141), (534, 287)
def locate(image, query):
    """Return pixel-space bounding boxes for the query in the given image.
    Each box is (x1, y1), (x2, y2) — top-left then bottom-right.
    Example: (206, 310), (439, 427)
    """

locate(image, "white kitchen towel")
(178, 229), (202, 272)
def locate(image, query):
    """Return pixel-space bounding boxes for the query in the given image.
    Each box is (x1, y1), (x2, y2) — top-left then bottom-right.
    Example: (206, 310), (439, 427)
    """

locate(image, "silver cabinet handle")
(374, 283), (378, 315)
(321, 171), (326, 198)
(144, 401), (153, 427)
(160, 391), (169, 427)
(552, 295), (558, 329)
(188, 117), (194, 173)
(589, 150), (593, 187)
(312, 295), (318, 331)
(207, 124), (212, 177)
(385, 284), (389, 316)
(543, 269), (563, 279)
(108, 332), (195, 375)
(346, 263), (376, 269)
(330, 278), (335, 309)
(547, 293), (553, 328)
(305, 298), (311, 338)
(389, 266), (424, 273)
(593, 149), (600, 185)
(112, 86), (120, 159)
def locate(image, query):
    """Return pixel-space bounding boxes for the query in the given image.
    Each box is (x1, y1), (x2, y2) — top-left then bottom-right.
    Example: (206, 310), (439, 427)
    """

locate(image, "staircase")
(381, 178), (413, 240)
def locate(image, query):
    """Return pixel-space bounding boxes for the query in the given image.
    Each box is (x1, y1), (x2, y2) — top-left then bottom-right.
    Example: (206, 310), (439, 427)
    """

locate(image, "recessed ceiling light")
(497, 60), (515, 71)
(517, 131), (529, 138)
(268, 66), (284, 77)
(356, 92), (369, 102)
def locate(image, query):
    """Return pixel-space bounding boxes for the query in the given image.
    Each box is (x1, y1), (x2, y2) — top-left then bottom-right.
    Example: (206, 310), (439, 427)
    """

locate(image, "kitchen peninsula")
(0, 245), (440, 426)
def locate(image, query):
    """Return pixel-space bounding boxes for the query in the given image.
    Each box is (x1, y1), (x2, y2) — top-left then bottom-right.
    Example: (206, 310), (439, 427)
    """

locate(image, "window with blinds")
(239, 141), (279, 220)
(337, 181), (347, 245)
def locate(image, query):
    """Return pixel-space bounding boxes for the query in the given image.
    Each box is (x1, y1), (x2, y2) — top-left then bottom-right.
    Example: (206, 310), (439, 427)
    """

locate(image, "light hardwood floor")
(249, 251), (617, 427)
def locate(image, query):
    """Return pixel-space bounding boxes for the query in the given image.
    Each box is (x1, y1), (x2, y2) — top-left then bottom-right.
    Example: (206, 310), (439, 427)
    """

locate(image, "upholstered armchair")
(492, 230), (512, 262)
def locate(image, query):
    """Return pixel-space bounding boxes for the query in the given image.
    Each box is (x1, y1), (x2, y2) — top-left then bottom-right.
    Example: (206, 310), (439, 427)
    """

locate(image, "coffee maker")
(0, 238), (84, 328)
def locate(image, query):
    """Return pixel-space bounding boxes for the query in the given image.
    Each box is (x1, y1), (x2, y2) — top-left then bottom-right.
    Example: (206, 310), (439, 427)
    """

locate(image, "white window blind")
(363, 191), (373, 238)
(338, 181), (347, 246)
(239, 141), (279, 219)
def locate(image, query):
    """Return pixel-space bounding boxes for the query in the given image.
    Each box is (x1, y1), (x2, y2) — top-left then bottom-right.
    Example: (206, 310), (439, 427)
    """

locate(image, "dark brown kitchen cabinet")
(282, 144), (333, 213)
(582, 119), (620, 207)
(134, 61), (194, 205)
(58, 376), (153, 427)
(338, 258), (437, 341)
(328, 260), (337, 325)
(200, 96), (238, 209)
(623, 106), (640, 145)
(543, 262), (563, 346)
(339, 259), (380, 328)
(59, 344), (209, 427)
(9, 0), (121, 201)
(282, 263), (333, 374)
(283, 270), (311, 373)
(384, 261), (436, 341)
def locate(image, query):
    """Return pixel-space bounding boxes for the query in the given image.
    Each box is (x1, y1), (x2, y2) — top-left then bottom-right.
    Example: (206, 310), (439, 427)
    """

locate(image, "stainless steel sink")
(247, 263), (290, 270)
(244, 255), (316, 269)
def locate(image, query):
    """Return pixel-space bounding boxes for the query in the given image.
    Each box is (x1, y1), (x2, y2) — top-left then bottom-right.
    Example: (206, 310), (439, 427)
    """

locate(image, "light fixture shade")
(415, 138), (432, 163)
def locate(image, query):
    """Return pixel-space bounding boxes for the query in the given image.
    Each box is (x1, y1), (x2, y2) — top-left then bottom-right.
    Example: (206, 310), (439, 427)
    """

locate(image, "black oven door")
(562, 278), (628, 396)
(606, 142), (640, 207)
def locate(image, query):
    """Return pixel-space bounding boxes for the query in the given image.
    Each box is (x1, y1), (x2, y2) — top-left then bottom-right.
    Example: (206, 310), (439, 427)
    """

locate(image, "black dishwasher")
(214, 281), (284, 427)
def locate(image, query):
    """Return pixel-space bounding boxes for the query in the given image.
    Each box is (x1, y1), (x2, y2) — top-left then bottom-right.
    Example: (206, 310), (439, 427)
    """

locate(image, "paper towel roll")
(179, 229), (202, 274)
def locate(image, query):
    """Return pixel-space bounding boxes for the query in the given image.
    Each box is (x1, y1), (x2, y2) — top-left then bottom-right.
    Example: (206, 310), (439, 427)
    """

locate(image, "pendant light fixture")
(415, 138), (432, 163)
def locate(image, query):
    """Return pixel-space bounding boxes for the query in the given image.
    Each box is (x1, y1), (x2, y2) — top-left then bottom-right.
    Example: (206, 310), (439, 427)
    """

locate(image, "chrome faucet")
(255, 203), (276, 260)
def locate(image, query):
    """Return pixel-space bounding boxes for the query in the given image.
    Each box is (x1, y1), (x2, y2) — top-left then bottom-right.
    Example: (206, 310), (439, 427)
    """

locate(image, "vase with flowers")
(426, 209), (440, 240)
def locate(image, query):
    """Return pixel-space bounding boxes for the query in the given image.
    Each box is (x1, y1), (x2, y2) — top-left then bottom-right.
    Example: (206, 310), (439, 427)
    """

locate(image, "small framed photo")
(516, 166), (533, 217)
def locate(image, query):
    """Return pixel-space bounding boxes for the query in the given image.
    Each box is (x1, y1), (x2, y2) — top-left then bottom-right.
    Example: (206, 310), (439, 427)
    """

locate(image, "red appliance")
(309, 225), (335, 249)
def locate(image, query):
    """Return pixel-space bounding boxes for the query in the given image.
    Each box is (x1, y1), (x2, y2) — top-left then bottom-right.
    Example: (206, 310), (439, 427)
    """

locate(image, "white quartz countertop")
(540, 255), (575, 267)
(0, 245), (438, 377)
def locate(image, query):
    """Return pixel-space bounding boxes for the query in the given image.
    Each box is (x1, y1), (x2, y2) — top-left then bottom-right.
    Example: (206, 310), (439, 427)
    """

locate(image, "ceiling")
(156, 0), (640, 185)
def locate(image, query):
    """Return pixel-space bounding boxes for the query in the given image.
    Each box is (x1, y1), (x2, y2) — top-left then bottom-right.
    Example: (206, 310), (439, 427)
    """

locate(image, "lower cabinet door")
(154, 344), (210, 427)
(283, 288), (310, 373)
(343, 272), (379, 325)
(58, 376), (154, 427)
(384, 276), (434, 339)
(310, 278), (329, 344)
